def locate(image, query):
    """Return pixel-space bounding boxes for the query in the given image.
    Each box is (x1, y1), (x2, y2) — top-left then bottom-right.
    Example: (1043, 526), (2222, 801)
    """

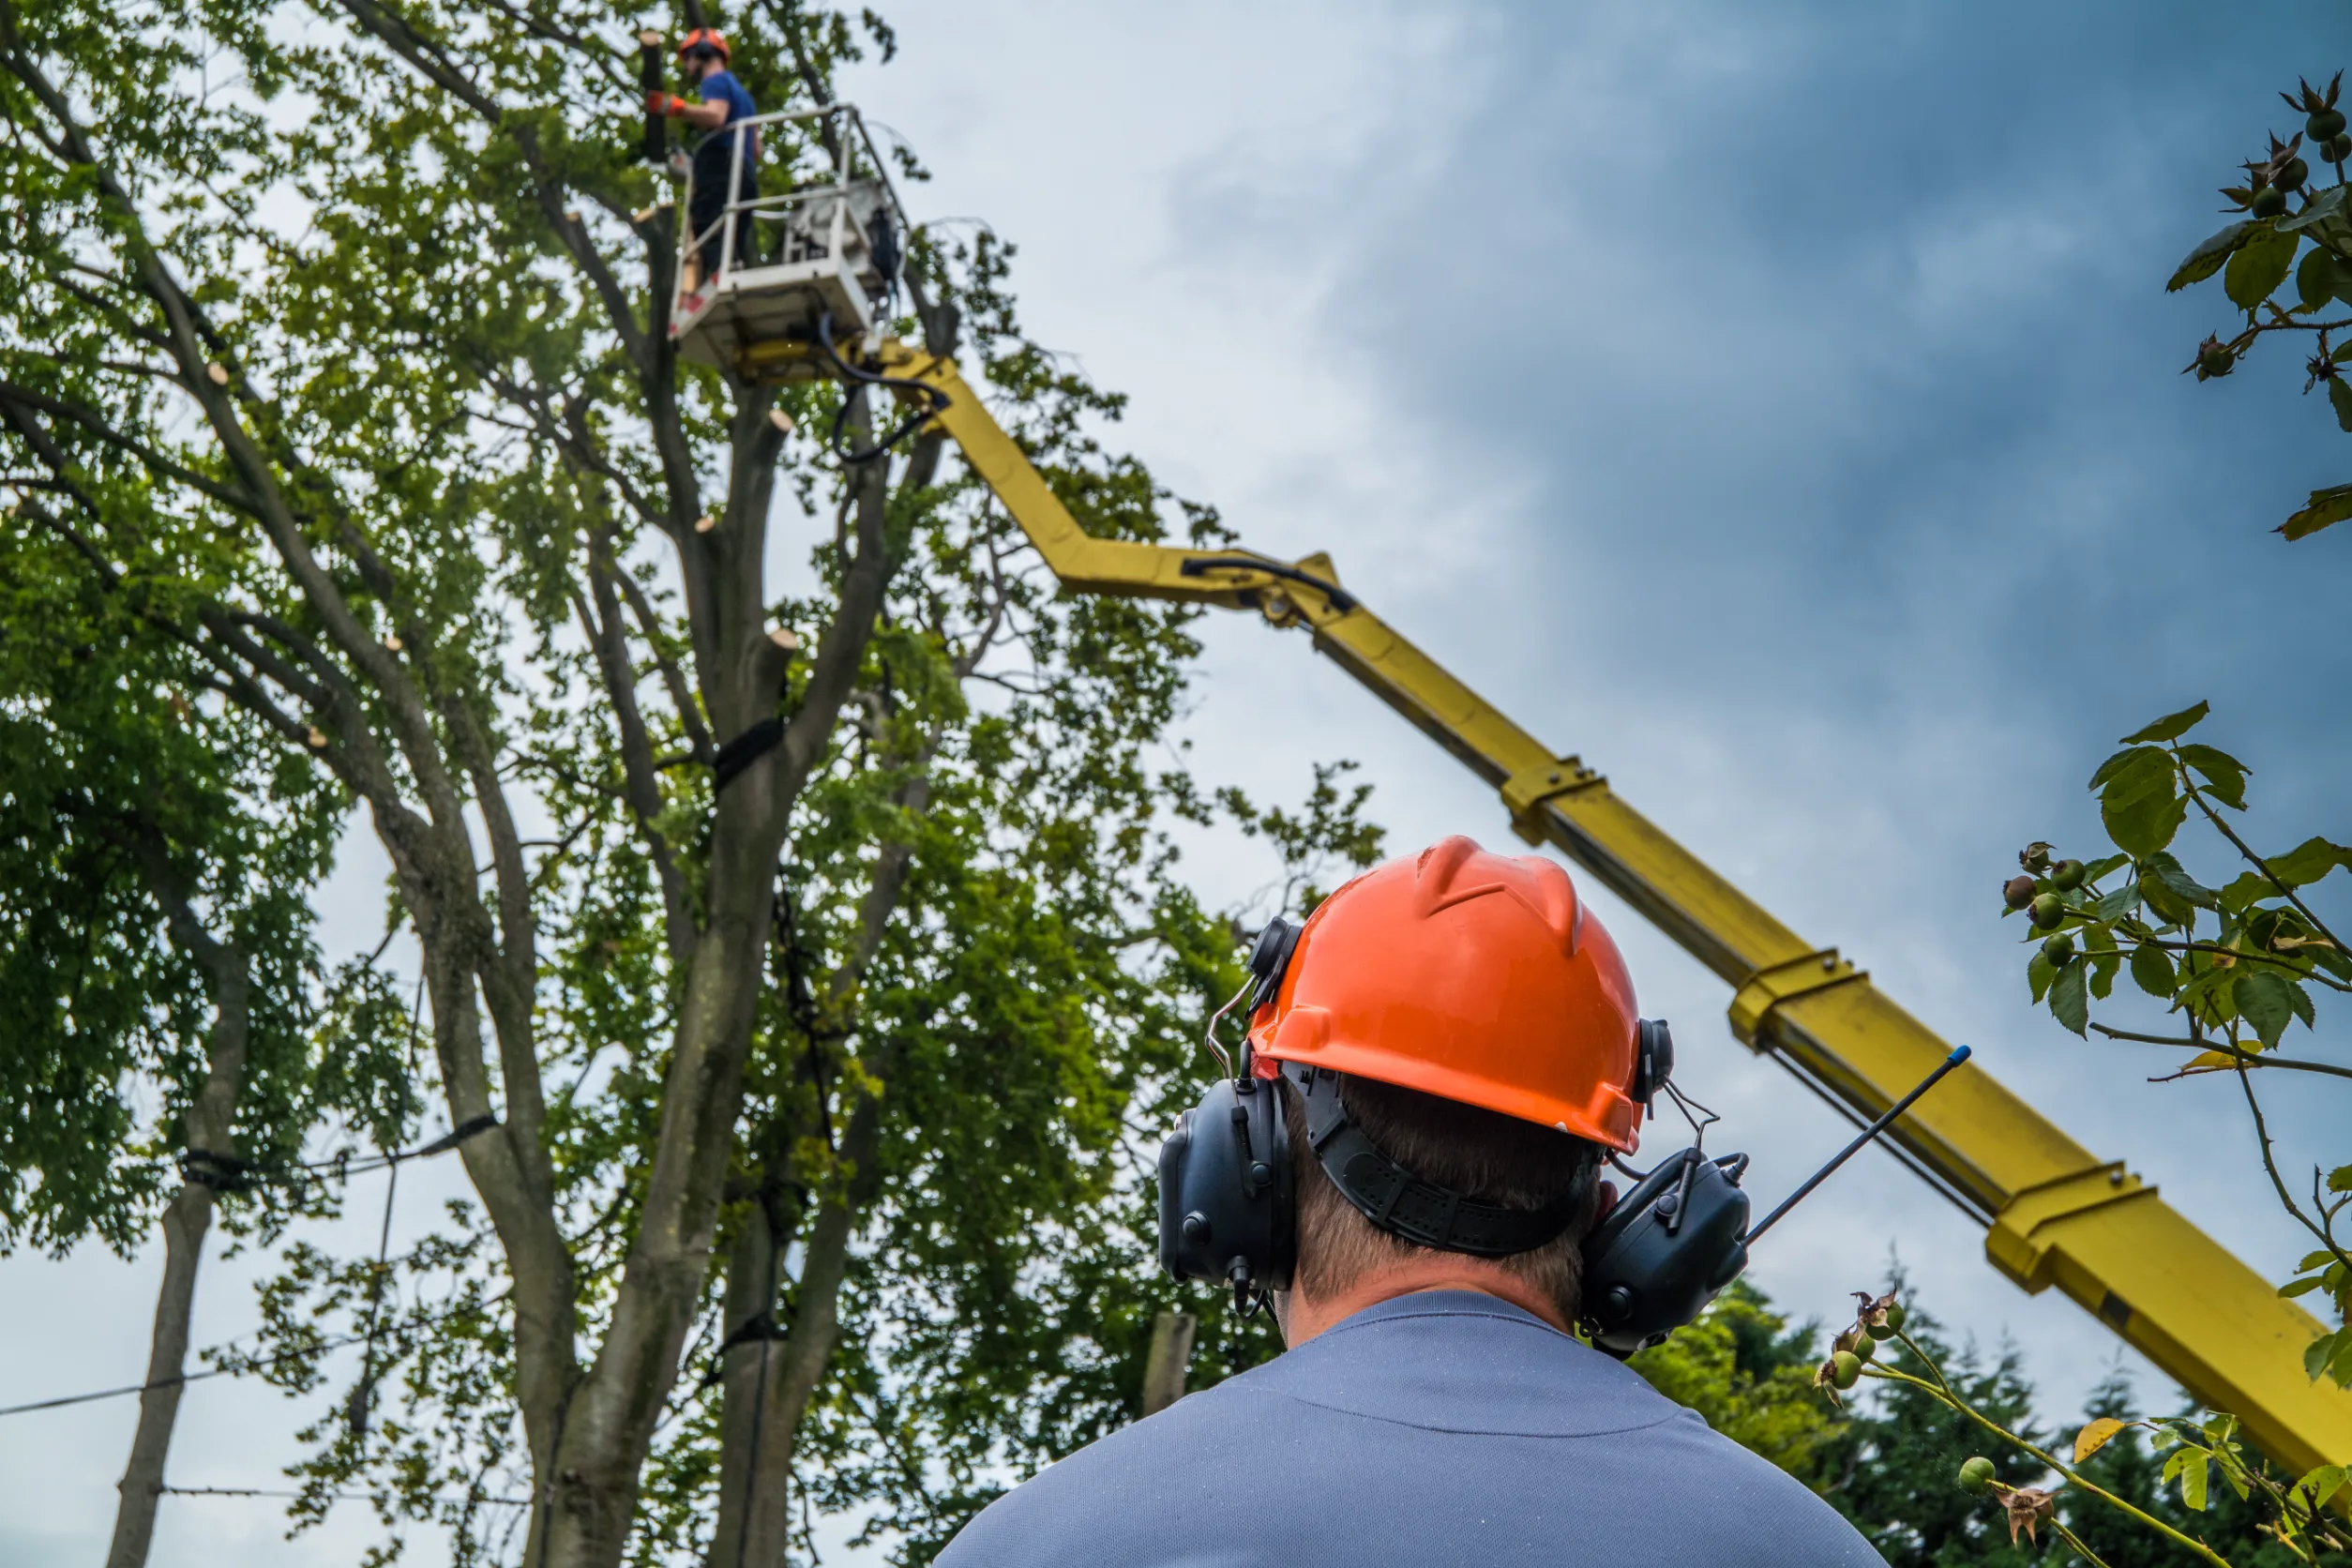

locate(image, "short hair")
(1282, 1070), (1604, 1320)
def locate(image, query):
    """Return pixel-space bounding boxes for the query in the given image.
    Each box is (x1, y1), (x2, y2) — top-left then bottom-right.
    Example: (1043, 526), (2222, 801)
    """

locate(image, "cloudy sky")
(7, 3), (2351, 1563)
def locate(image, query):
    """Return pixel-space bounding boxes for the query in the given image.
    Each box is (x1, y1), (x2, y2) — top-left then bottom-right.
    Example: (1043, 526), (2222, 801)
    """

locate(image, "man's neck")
(1276, 1264), (1567, 1346)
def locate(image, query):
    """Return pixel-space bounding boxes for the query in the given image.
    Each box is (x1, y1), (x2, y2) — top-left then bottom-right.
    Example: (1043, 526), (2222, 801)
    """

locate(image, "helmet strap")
(1283, 1064), (1591, 1258)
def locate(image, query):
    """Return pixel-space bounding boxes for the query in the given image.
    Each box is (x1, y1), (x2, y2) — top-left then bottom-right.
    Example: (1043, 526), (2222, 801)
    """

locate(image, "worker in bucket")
(650, 28), (758, 286)
(936, 838), (1884, 1566)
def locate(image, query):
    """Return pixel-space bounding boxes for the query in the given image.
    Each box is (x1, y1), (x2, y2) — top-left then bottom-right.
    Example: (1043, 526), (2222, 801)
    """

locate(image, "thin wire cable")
(1199, 976), (1253, 1080)
(0, 1333), (369, 1420)
(161, 1484), (529, 1506)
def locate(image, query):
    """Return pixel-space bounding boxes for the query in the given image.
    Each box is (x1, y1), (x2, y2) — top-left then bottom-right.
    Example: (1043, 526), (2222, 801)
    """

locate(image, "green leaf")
(2089, 746), (2160, 791)
(2102, 748), (2186, 858)
(2167, 1446), (2211, 1512)
(2288, 1463), (2345, 1515)
(2287, 978), (2315, 1031)
(2089, 949), (2120, 1001)
(2177, 744), (2247, 809)
(2049, 960), (2088, 1035)
(2170, 219), (2254, 289)
(2281, 185), (2350, 233)
(2130, 943), (2177, 998)
(2083, 852), (2132, 883)
(2299, 242), (2343, 309)
(2028, 950), (2057, 1003)
(2331, 376), (2352, 434)
(2121, 702), (2210, 744)
(2283, 481), (2352, 539)
(2143, 852), (2218, 911)
(2267, 837), (2352, 887)
(2225, 225), (2299, 310)
(2235, 969), (2295, 1048)
(2328, 1165), (2352, 1195)
(2283, 1275), (2329, 1297)
(2215, 872), (2273, 912)
(2140, 867), (2197, 928)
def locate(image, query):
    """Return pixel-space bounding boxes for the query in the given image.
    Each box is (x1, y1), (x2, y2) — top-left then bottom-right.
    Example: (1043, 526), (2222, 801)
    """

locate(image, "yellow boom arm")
(880, 341), (2352, 1474)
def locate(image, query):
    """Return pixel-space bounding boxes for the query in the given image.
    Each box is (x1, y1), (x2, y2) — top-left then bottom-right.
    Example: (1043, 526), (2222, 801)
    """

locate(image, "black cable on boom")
(814, 309), (951, 465)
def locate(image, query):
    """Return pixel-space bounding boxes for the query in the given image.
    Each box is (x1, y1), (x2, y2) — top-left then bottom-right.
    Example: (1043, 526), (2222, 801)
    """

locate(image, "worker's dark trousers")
(690, 147), (758, 278)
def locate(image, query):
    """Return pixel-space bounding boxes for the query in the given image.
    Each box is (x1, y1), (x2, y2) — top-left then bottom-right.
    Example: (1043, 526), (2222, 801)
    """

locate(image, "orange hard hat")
(1246, 836), (1647, 1152)
(677, 27), (729, 60)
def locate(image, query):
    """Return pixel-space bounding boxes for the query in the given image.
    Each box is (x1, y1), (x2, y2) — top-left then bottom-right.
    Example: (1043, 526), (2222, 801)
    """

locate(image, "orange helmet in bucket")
(1246, 836), (1651, 1153)
(677, 27), (729, 60)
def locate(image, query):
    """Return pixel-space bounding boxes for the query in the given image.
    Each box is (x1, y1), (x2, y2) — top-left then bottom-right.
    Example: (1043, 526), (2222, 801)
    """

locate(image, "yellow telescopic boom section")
(877, 341), (2352, 1474)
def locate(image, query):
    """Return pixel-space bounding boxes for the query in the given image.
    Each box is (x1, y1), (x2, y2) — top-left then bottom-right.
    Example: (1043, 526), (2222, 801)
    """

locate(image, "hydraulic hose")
(814, 309), (952, 465)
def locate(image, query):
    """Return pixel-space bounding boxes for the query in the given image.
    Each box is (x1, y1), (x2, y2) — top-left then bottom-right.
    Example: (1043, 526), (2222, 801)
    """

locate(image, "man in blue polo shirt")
(936, 840), (1883, 1567)
(651, 29), (758, 283)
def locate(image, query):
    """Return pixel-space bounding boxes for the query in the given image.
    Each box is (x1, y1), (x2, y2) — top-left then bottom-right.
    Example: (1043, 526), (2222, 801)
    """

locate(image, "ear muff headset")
(1155, 917), (1752, 1347)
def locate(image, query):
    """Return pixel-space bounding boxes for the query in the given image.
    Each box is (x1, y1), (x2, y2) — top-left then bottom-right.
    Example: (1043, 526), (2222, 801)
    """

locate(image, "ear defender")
(1629, 1018), (1674, 1112)
(1576, 1149), (1752, 1357)
(1156, 1071), (1295, 1313)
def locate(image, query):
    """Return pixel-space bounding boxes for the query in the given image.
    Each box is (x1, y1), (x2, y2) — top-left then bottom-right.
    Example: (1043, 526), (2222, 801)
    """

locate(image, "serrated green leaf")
(2028, 949), (2057, 1003)
(2288, 1463), (2344, 1515)
(2170, 219), (2255, 289)
(2331, 377), (2352, 434)
(2089, 950), (2120, 1001)
(2140, 868), (2197, 928)
(2267, 837), (2352, 887)
(2299, 243), (2342, 309)
(2329, 1166), (2352, 1195)
(2215, 872), (2273, 912)
(2130, 943), (2177, 998)
(2089, 746), (2160, 791)
(2305, 1333), (2337, 1381)
(2103, 749), (2186, 858)
(2283, 481), (2352, 539)
(2226, 225), (2299, 310)
(2120, 703), (2211, 745)
(2050, 960), (2088, 1035)
(2168, 1447), (2211, 1512)
(2235, 969), (2295, 1048)
(2143, 852), (2217, 911)
(2283, 1275), (2329, 1297)
(2083, 852), (2131, 883)
(2282, 185), (2349, 233)
(2287, 977), (2314, 1030)
(2176, 744), (2248, 809)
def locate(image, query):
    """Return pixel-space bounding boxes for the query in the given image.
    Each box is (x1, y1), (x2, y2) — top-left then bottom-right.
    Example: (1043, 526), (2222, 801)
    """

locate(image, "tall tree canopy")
(0, 1), (1379, 1561)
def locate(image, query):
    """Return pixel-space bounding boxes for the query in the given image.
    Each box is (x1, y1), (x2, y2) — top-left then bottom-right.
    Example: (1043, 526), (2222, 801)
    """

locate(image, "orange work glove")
(644, 90), (687, 117)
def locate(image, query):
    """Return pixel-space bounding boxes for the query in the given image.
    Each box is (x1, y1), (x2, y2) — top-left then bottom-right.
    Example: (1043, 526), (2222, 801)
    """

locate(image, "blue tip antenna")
(1743, 1044), (1974, 1246)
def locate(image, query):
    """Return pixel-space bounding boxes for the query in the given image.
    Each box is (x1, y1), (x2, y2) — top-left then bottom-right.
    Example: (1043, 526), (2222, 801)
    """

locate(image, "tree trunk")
(105, 1180), (218, 1568)
(705, 1203), (795, 1568)
(107, 904), (249, 1568)
(1140, 1311), (1197, 1417)
(701, 1066), (893, 1568)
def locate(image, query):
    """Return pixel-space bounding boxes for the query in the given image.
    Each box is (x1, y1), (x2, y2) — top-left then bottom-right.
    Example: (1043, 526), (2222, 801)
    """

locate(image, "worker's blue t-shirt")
(695, 68), (756, 129)
(934, 1290), (1884, 1568)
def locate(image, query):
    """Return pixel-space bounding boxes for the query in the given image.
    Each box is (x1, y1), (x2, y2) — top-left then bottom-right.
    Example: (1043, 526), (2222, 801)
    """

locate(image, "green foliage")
(1631, 1281), (1852, 1492)
(2170, 69), (2352, 537)
(1999, 702), (2349, 1391)
(1832, 1306), (2049, 1565)
(0, 511), (391, 1253)
(0, 4), (1404, 1560)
